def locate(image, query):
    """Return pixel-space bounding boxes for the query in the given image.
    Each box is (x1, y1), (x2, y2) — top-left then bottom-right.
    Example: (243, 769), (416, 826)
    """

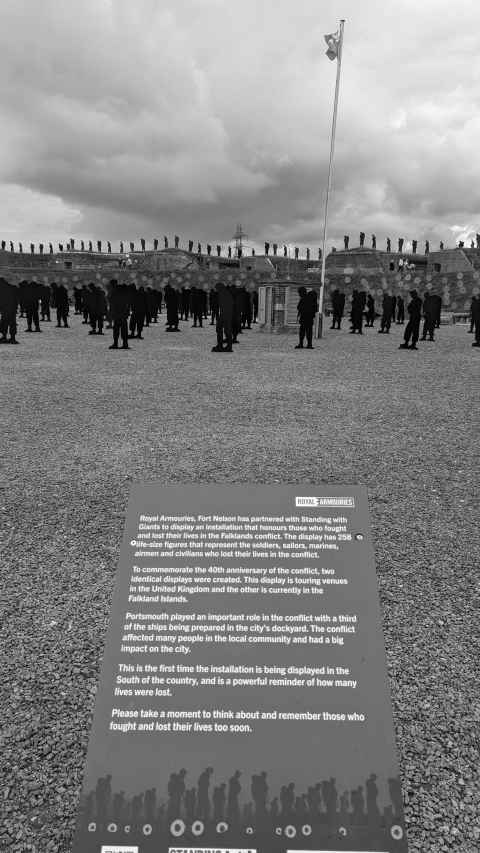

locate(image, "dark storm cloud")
(0, 0), (479, 250)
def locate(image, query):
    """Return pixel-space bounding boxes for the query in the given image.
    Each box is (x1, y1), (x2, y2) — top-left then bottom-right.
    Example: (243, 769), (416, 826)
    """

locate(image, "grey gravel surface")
(0, 315), (479, 852)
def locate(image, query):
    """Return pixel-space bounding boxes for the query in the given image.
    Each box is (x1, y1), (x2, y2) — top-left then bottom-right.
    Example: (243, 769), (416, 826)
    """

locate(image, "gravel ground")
(0, 313), (479, 853)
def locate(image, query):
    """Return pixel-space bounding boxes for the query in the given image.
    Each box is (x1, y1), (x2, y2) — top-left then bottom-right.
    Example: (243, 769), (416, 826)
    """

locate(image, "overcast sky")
(0, 0), (479, 254)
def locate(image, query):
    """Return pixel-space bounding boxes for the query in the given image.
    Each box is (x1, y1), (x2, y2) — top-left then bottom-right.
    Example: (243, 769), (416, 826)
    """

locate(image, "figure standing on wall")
(70, 238), (75, 250)
(306, 248), (310, 260)
(476, 233), (480, 249)
(141, 238), (145, 252)
(175, 235), (179, 249)
(130, 242), (134, 252)
(164, 236), (169, 248)
(471, 240), (474, 249)
(80, 241), (85, 251)
(154, 238), (158, 251)
(318, 248), (322, 260)
(458, 241), (464, 248)
(207, 244), (212, 256)
(386, 237), (391, 252)
(188, 240), (193, 252)
(273, 243), (278, 256)
(293, 247), (298, 260)
(97, 240), (102, 252)
(39, 244), (44, 254)
(1, 240), (5, 250)
(107, 241), (112, 253)
(252, 248), (255, 256)
(412, 240), (417, 254)
(282, 245), (286, 257)
(398, 237), (404, 253)
(344, 235), (349, 250)
(120, 241), (124, 253)
(30, 243), (34, 254)
(359, 231), (365, 247)
(425, 240), (430, 254)
(372, 234), (376, 249)
(228, 246), (232, 258)
(197, 242), (201, 254)
(217, 245), (221, 256)
(59, 243), (63, 252)
(49, 243), (53, 254)
(439, 241), (444, 250)
(89, 241), (93, 252)
(19, 243), (23, 253)
(265, 242), (269, 255)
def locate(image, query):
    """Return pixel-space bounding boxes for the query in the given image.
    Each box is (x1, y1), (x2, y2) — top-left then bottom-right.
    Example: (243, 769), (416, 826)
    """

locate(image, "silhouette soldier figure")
(130, 242), (134, 252)
(265, 242), (269, 255)
(197, 767), (214, 822)
(10, 241), (14, 251)
(55, 283), (70, 327)
(398, 237), (404, 252)
(344, 235), (349, 250)
(386, 237), (391, 252)
(207, 244), (212, 256)
(107, 241), (111, 253)
(153, 238), (158, 251)
(359, 231), (365, 247)
(175, 235), (179, 248)
(140, 238), (146, 252)
(273, 243), (278, 256)
(0, 279), (20, 344)
(109, 280), (130, 349)
(19, 242), (23, 253)
(216, 245), (221, 256)
(364, 293), (375, 326)
(378, 292), (395, 333)
(227, 771), (241, 824)
(330, 288), (345, 329)
(399, 289), (422, 349)
(412, 239), (417, 253)
(425, 239), (430, 254)
(306, 247), (310, 260)
(421, 292), (436, 341)
(366, 774), (380, 827)
(97, 240), (102, 252)
(164, 236), (169, 248)
(295, 287), (315, 348)
(49, 243), (53, 253)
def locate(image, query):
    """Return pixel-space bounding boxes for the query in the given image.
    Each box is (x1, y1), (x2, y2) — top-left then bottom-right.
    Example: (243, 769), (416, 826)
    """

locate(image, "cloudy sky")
(0, 0), (479, 254)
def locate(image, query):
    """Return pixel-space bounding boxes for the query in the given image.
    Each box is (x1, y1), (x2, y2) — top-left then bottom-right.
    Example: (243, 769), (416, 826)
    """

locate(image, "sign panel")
(73, 485), (408, 853)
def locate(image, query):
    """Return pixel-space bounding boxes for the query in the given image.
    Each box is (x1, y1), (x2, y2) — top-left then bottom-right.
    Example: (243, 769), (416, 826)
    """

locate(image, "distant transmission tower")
(233, 223), (247, 258)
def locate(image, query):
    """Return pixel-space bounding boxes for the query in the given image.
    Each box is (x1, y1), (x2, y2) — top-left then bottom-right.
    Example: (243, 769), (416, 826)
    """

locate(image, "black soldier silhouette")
(398, 237), (404, 252)
(228, 246), (232, 257)
(144, 787), (157, 823)
(97, 240), (102, 252)
(140, 238), (145, 252)
(425, 239), (430, 254)
(412, 239), (417, 253)
(216, 244), (221, 256)
(154, 238), (158, 251)
(344, 235), (349, 250)
(185, 787), (196, 822)
(386, 237), (391, 252)
(273, 243), (278, 256)
(130, 241), (134, 252)
(207, 244), (212, 256)
(107, 241), (111, 253)
(372, 234), (376, 249)
(175, 235), (179, 248)
(227, 770), (241, 823)
(264, 241), (269, 255)
(197, 242), (201, 254)
(366, 773), (380, 827)
(280, 782), (295, 818)
(167, 769), (186, 819)
(164, 236), (169, 248)
(306, 247), (310, 260)
(197, 767), (214, 821)
(359, 231), (365, 247)
(251, 771), (268, 817)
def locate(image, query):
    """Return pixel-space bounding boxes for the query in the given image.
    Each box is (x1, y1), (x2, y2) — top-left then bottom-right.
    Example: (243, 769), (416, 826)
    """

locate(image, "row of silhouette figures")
(3, 234), (480, 255)
(83, 769), (404, 830)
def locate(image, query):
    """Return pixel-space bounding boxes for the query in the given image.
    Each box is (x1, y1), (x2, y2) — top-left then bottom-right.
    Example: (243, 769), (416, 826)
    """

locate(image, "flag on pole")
(324, 31), (340, 60)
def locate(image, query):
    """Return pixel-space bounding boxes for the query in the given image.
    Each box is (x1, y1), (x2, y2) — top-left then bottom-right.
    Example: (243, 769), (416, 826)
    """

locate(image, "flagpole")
(317, 19), (345, 338)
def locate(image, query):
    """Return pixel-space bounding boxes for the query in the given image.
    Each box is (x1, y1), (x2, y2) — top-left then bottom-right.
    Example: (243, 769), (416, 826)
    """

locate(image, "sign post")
(73, 484), (408, 853)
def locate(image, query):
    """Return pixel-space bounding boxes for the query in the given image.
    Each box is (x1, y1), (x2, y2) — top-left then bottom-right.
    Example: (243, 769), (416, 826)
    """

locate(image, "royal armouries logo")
(295, 496), (355, 507)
